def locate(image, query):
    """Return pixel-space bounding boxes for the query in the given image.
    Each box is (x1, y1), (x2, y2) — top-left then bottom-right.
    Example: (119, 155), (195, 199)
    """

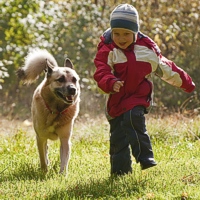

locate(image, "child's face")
(112, 28), (134, 49)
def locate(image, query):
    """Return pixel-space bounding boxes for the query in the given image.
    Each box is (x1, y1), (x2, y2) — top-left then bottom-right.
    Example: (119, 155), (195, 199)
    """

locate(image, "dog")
(17, 49), (80, 174)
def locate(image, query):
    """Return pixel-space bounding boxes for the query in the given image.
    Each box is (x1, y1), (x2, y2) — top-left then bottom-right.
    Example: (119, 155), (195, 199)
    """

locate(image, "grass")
(0, 114), (200, 199)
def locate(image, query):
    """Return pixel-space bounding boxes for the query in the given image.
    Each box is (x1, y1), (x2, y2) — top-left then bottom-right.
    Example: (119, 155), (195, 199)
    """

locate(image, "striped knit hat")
(110, 4), (139, 33)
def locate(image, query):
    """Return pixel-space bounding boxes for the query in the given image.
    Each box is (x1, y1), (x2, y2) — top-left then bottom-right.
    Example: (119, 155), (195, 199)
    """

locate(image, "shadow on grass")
(0, 163), (50, 182)
(47, 176), (143, 199)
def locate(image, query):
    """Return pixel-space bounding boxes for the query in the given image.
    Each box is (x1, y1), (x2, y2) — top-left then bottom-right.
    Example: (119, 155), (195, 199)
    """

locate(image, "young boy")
(93, 4), (195, 175)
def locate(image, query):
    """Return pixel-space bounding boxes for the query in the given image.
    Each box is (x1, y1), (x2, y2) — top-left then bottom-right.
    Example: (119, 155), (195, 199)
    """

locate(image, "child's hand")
(113, 81), (124, 92)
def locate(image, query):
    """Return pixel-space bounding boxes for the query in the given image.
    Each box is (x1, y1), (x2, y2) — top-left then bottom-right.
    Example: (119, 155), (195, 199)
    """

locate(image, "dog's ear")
(64, 58), (74, 69)
(45, 59), (55, 76)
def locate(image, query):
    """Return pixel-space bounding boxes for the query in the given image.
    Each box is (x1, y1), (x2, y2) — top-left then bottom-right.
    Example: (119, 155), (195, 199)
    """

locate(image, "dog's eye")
(72, 77), (77, 83)
(56, 76), (65, 83)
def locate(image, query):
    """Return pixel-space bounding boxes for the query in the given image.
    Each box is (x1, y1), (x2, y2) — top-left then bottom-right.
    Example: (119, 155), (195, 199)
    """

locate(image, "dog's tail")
(17, 49), (58, 84)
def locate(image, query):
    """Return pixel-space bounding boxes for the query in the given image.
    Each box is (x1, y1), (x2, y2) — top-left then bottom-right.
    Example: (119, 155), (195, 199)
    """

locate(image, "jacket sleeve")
(155, 55), (195, 93)
(141, 34), (195, 93)
(93, 41), (118, 94)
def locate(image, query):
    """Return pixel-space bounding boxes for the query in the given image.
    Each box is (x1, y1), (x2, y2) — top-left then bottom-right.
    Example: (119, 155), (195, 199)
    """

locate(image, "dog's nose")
(68, 85), (76, 95)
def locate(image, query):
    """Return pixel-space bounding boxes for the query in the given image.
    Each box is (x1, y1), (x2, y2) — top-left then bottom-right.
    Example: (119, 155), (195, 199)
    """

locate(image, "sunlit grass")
(0, 114), (200, 199)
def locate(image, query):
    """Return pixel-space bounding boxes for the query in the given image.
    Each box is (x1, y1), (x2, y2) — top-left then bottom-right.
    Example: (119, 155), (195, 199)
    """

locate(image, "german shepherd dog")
(17, 49), (80, 174)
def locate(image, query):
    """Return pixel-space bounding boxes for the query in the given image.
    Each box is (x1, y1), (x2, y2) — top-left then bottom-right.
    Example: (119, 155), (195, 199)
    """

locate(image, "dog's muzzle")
(55, 85), (77, 104)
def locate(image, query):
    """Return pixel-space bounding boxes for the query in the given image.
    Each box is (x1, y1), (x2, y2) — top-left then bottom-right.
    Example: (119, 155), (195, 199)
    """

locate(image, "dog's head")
(45, 58), (80, 105)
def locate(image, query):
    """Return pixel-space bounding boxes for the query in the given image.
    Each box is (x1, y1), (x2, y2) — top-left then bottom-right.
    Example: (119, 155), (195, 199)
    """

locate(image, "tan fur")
(17, 49), (80, 174)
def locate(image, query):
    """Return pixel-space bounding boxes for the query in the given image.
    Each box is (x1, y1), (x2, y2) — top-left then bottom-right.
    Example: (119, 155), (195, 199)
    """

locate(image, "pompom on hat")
(110, 4), (139, 33)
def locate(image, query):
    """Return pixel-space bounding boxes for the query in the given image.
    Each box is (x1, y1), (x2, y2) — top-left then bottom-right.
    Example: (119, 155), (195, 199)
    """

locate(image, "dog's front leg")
(36, 136), (49, 172)
(59, 137), (71, 174)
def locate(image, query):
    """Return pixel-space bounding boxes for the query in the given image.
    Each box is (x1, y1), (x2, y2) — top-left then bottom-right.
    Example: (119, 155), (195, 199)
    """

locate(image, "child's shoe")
(140, 161), (157, 170)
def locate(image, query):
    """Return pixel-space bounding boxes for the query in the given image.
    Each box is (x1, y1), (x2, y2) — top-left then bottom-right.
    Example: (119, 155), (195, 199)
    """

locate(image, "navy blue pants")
(109, 106), (155, 175)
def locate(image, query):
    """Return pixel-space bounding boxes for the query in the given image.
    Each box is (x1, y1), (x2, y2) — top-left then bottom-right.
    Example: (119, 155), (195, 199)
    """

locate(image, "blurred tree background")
(0, 0), (199, 119)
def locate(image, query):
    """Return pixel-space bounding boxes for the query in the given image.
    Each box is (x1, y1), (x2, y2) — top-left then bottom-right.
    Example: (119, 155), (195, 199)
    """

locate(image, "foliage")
(0, 0), (199, 117)
(0, 115), (200, 199)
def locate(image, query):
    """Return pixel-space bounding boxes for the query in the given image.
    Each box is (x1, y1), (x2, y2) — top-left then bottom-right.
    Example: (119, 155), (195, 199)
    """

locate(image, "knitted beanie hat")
(110, 4), (139, 33)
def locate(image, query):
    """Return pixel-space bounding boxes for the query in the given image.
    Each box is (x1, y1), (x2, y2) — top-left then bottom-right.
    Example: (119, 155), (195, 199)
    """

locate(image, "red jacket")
(94, 29), (195, 119)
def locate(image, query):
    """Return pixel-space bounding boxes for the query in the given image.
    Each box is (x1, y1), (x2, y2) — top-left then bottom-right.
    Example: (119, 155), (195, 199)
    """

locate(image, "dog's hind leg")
(36, 136), (49, 172)
(59, 137), (71, 174)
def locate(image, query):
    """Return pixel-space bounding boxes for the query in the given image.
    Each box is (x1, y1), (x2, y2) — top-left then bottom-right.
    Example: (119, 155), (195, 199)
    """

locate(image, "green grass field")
(0, 114), (200, 199)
